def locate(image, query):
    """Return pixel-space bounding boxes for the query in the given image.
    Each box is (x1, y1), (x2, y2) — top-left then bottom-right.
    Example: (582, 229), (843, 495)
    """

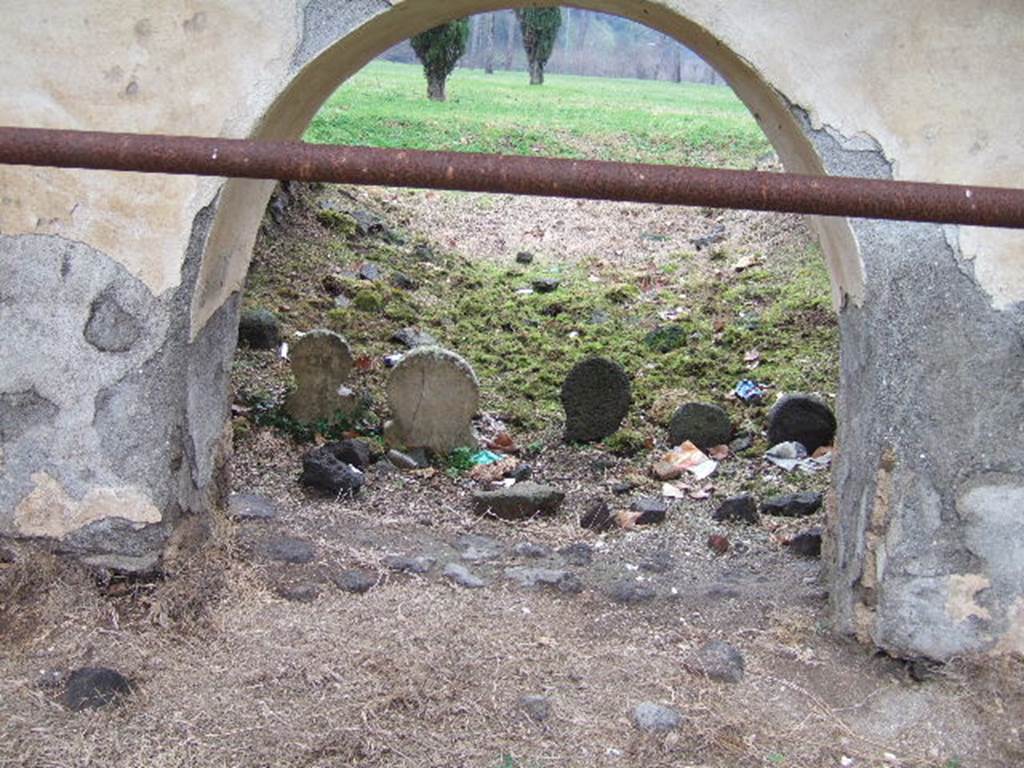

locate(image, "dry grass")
(3, 504), (1022, 768)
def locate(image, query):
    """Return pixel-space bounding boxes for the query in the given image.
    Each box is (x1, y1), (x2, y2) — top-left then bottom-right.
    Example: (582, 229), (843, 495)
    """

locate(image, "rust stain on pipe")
(1, 126), (1023, 229)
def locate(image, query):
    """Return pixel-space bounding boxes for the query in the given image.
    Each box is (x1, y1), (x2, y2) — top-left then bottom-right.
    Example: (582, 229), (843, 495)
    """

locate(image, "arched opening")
(190, 0), (864, 334)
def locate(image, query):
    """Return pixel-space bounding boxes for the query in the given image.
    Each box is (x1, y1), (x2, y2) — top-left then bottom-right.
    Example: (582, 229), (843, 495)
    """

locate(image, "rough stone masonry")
(0, 0), (1021, 661)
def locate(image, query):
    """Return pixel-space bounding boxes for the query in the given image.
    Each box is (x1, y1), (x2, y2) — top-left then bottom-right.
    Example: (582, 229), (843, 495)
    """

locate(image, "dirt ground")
(2, 189), (1022, 768)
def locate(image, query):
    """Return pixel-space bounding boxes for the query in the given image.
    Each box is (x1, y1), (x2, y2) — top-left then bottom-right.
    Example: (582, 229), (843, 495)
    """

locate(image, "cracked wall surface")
(1, 1), (1022, 658)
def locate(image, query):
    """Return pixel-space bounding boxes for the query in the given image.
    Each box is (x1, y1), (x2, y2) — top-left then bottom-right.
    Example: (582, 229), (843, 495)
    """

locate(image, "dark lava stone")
(64, 667), (133, 711)
(237, 308), (280, 350)
(767, 394), (836, 454)
(668, 402), (732, 450)
(713, 494), (759, 524)
(561, 357), (632, 443)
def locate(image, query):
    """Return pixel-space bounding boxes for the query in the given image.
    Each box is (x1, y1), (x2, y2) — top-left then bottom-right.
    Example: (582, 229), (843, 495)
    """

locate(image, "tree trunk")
(427, 73), (445, 101)
(504, 12), (517, 70)
(529, 59), (543, 85)
(484, 13), (496, 74)
(576, 11), (591, 75)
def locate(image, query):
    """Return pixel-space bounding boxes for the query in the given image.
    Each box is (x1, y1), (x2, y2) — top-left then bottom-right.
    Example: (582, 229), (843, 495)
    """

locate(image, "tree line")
(396, 8), (724, 101)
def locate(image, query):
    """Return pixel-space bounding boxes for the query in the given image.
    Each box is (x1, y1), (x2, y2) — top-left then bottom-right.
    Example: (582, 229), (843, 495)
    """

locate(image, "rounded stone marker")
(284, 329), (356, 423)
(561, 356), (632, 443)
(384, 347), (479, 453)
(668, 402), (732, 449)
(766, 394), (836, 454)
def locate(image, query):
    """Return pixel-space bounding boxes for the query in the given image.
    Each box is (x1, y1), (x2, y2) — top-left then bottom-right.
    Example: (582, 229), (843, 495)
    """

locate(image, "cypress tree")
(515, 7), (562, 85)
(410, 20), (470, 101)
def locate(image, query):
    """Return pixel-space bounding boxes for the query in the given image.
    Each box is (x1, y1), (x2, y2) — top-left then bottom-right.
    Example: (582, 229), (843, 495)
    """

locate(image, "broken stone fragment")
(299, 444), (364, 497)
(631, 497), (668, 525)
(331, 569), (377, 594)
(472, 482), (565, 520)
(686, 640), (746, 683)
(580, 499), (614, 531)
(713, 494), (759, 524)
(788, 528), (823, 557)
(443, 562), (487, 589)
(762, 491), (823, 517)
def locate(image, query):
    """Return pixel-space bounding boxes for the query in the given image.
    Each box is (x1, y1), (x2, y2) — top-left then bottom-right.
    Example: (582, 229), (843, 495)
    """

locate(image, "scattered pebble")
(559, 542), (594, 567)
(631, 701), (682, 732)
(505, 567), (582, 594)
(64, 667), (134, 711)
(687, 640), (745, 683)
(606, 581), (656, 604)
(762, 491), (823, 517)
(631, 497), (668, 525)
(713, 494), (759, 524)
(518, 694), (551, 722)
(276, 583), (320, 603)
(788, 528), (823, 557)
(332, 569), (377, 594)
(512, 542), (553, 559)
(383, 554), (436, 574)
(443, 563), (487, 589)
(472, 482), (565, 520)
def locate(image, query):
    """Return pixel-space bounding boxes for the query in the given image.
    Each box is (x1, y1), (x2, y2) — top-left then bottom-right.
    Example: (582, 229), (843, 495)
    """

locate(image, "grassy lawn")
(306, 61), (771, 169)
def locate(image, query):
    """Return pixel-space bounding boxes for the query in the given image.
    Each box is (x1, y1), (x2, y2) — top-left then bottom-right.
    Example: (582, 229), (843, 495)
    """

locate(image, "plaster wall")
(0, 0), (1021, 658)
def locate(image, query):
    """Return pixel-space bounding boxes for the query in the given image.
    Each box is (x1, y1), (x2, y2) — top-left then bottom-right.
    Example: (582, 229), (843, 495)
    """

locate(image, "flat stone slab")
(472, 482), (565, 520)
(383, 554), (436, 574)
(385, 347), (479, 453)
(284, 329), (356, 423)
(504, 566), (583, 594)
(561, 356), (632, 443)
(227, 493), (278, 522)
(332, 569), (377, 594)
(607, 581), (657, 604)
(256, 536), (316, 564)
(443, 562), (487, 589)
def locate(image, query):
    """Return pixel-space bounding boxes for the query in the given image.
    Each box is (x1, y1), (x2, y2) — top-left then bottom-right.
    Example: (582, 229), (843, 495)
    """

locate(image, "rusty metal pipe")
(1, 126), (1023, 229)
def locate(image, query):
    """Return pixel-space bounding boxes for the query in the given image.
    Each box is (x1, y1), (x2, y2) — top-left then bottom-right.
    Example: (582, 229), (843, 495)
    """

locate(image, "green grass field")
(306, 61), (771, 169)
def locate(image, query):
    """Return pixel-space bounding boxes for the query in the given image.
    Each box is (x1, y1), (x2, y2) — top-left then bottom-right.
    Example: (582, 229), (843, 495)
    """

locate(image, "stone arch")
(190, 0), (864, 335)
(3, 1), (1021, 662)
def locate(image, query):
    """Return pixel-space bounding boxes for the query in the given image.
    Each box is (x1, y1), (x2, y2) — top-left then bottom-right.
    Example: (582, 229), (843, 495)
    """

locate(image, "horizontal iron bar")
(1, 126), (1023, 229)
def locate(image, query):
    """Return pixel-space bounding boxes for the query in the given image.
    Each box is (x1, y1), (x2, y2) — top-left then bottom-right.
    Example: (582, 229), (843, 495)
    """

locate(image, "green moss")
(353, 287), (386, 312)
(316, 208), (358, 236)
(644, 324), (688, 353)
(605, 284), (639, 304)
(604, 429), (646, 457)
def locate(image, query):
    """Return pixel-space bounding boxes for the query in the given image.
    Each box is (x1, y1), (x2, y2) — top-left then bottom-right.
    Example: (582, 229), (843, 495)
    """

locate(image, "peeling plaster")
(946, 573), (993, 624)
(14, 472), (161, 539)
